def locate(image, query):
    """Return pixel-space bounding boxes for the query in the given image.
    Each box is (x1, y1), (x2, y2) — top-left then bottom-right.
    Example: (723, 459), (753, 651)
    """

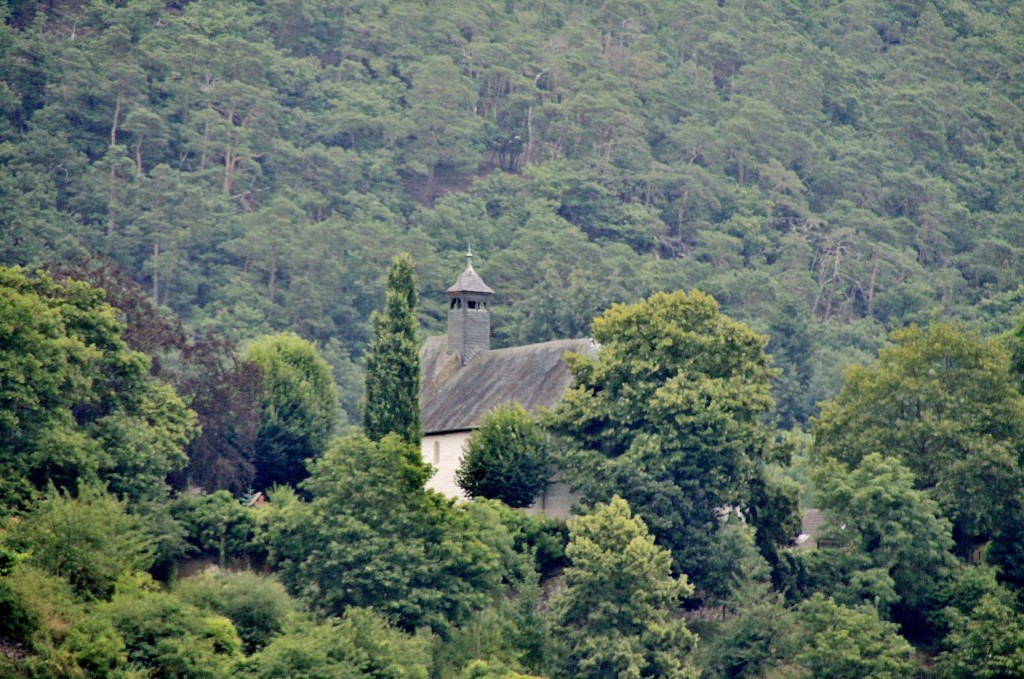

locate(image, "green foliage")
(0, 267), (197, 511)
(549, 496), (697, 679)
(4, 0), (1024, 673)
(174, 571), (295, 655)
(61, 615), (130, 677)
(791, 595), (913, 679)
(5, 483), (155, 599)
(0, 563), (80, 649)
(2, 0), (1024, 418)
(268, 432), (502, 634)
(457, 404), (550, 508)
(699, 520), (774, 613)
(1007, 314), (1024, 393)
(97, 573), (243, 679)
(436, 500), (551, 676)
(362, 253), (421, 445)
(935, 592), (1024, 679)
(766, 297), (816, 428)
(813, 323), (1024, 549)
(548, 289), (790, 586)
(696, 602), (801, 679)
(241, 608), (432, 679)
(465, 499), (567, 578)
(0, 563), (137, 677)
(170, 491), (266, 568)
(987, 501), (1024, 592)
(459, 660), (541, 679)
(245, 332), (338, 489)
(811, 453), (957, 638)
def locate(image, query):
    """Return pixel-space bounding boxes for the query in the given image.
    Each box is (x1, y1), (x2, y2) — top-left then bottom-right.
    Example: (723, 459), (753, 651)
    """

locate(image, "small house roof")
(446, 266), (494, 295)
(794, 508), (824, 549)
(420, 335), (596, 434)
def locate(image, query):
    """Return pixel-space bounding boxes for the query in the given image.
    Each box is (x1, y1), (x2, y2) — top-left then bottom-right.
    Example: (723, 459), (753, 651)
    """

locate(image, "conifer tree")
(549, 496), (697, 679)
(363, 254), (421, 444)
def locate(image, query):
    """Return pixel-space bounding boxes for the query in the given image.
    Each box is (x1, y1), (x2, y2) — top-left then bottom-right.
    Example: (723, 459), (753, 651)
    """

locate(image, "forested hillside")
(3, 0), (1024, 424)
(5, 0), (1024, 676)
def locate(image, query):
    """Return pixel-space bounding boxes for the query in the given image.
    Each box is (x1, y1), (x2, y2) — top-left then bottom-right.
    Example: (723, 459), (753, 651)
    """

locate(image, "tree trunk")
(525, 104), (534, 167)
(267, 243), (278, 303)
(224, 147), (233, 194)
(107, 95), (123, 238)
(107, 164), (119, 238)
(134, 136), (144, 176)
(866, 263), (878, 317)
(152, 240), (160, 305)
(110, 94), (122, 147)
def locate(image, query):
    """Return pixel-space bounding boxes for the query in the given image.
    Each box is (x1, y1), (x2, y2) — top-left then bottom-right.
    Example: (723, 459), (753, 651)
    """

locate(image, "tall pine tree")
(362, 254), (421, 444)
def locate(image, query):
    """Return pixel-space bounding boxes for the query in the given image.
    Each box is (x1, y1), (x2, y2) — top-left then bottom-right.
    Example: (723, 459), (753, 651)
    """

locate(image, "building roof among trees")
(794, 508), (824, 549)
(446, 265), (494, 295)
(419, 335), (596, 434)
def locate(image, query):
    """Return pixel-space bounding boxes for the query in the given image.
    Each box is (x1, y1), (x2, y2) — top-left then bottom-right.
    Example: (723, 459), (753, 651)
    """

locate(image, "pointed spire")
(447, 248), (494, 294)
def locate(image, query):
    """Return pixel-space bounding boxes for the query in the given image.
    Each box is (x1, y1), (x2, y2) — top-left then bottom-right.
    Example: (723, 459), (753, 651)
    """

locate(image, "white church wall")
(420, 431), (578, 519)
(526, 474), (577, 520)
(421, 431), (472, 499)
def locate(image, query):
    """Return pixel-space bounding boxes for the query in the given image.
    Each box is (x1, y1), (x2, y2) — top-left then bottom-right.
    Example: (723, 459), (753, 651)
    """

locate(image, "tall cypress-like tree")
(362, 254), (421, 444)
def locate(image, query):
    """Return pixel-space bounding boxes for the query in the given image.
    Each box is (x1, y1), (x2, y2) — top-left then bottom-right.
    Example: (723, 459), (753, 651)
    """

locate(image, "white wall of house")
(526, 475), (576, 520)
(421, 431), (472, 500)
(420, 431), (578, 519)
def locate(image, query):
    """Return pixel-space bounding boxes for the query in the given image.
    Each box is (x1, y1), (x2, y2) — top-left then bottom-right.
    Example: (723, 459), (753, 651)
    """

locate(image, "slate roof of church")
(419, 335), (597, 434)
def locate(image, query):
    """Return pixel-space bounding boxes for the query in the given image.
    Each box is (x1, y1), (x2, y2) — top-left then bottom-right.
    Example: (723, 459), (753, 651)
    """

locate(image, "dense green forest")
(4, 0), (1024, 675)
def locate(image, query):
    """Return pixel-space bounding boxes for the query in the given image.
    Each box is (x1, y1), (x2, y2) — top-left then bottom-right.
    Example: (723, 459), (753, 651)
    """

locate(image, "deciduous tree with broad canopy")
(548, 289), (797, 588)
(0, 266), (197, 511)
(245, 331), (338, 490)
(457, 403), (550, 508)
(812, 323), (1024, 551)
(267, 432), (503, 634)
(811, 453), (957, 638)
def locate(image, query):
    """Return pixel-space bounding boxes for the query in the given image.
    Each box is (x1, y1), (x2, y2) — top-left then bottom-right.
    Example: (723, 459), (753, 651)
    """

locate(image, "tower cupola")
(447, 250), (493, 365)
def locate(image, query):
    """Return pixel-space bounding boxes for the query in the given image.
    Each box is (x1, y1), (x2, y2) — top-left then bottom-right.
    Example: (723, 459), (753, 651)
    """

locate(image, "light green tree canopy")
(268, 432), (502, 634)
(174, 571), (296, 655)
(241, 607), (432, 679)
(812, 453), (957, 637)
(3, 483), (155, 600)
(698, 592), (916, 679)
(0, 266), (197, 511)
(936, 591), (1024, 679)
(549, 495), (697, 679)
(793, 594), (914, 679)
(97, 574), (243, 678)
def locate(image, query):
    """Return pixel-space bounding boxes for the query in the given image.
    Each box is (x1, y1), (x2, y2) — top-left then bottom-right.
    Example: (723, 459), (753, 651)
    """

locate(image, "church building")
(419, 253), (595, 517)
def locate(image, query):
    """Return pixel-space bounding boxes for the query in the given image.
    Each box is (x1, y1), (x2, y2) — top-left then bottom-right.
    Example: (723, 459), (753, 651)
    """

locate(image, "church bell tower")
(447, 249), (494, 366)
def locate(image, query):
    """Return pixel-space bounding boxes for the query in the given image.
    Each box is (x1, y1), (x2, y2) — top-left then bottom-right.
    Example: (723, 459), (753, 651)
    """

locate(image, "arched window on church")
(450, 298), (461, 309)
